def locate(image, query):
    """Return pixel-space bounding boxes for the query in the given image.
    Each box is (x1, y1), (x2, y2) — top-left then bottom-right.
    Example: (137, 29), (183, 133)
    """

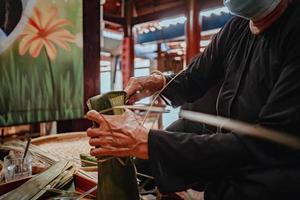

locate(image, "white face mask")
(223, 0), (282, 20)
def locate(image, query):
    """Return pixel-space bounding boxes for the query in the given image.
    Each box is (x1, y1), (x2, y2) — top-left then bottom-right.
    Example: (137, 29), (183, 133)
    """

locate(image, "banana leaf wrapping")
(87, 91), (140, 200)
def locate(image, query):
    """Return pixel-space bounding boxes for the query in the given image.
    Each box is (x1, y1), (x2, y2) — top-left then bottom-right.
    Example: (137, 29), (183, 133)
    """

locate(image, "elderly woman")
(87, 0), (300, 199)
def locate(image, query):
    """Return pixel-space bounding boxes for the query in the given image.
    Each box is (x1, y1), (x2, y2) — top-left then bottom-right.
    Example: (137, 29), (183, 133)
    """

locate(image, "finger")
(124, 78), (141, 97)
(127, 90), (152, 104)
(86, 110), (104, 125)
(87, 128), (111, 137)
(87, 128), (130, 139)
(90, 147), (132, 157)
(127, 93), (146, 104)
(125, 82), (145, 100)
(90, 137), (130, 149)
(124, 85), (135, 100)
(89, 137), (114, 147)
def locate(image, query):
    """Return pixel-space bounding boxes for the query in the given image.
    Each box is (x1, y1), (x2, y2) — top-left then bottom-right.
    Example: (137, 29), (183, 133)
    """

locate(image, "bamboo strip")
(180, 110), (300, 149)
(96, 105), (169, 115)
(80, 166), (98, 172)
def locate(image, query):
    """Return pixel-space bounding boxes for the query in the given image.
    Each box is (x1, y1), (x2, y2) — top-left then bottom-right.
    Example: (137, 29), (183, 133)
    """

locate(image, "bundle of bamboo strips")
(80, 154), (97, 167)
(0, 139), (97, 199)
(0, 160), (75, 200)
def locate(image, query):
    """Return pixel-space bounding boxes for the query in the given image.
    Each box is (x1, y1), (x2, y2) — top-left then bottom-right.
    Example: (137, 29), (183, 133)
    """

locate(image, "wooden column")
(185, 0), (201, 64)
(122, 0), (134, 88)
(157, 43), (163, 72)
(83, 0), (100, 111)
(57, 0), (100, 132)
(182, 0), (201, 113)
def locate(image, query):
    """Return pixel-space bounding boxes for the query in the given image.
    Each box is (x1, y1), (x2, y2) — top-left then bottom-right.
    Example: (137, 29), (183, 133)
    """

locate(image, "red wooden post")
(122, 0), (134, 88)
(186, 0), (201, 64)
(122, 37), (134, 87)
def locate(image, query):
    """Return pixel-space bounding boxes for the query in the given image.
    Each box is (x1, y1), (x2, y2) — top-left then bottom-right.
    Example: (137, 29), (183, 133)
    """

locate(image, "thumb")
(124, 80), (144, 100)
(86, 110), (104, 125)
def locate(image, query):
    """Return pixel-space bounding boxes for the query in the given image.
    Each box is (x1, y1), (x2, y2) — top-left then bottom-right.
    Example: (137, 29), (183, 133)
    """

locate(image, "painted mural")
(0, 0), (83, 126)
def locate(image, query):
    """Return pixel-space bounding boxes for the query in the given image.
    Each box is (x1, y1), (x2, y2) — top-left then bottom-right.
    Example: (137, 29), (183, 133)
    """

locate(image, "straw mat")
(32, 132), (90, 168)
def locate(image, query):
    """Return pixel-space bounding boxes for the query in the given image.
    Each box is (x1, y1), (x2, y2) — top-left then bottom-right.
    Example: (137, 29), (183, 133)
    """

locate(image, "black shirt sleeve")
(160, 18), (237, 107)
(148, 130), (250, 193)
(148, 18), (253, 193)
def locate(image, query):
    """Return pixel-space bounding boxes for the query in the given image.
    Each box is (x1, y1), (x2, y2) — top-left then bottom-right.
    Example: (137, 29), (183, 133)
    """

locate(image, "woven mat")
(32, 132), (90, 168)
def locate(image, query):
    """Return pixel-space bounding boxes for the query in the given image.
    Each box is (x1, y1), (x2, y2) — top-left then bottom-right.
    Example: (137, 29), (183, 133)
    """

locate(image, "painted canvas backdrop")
(0, 0), (83, 127)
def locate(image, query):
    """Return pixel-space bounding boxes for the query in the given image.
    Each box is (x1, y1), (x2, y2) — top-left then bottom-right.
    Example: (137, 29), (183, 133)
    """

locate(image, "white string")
(142, 69), (186, 125)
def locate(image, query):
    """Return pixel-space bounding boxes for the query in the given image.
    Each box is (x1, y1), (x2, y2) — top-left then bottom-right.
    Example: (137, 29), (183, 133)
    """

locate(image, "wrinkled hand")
(125, 73), (165, 104)
(86, 109), (149, 159)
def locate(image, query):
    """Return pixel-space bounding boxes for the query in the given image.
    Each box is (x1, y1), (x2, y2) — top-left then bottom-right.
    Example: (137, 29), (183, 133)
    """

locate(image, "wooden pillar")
(185, 0), (201, 64)
(83, 0), (100, 111)
(157, 43), (163, 72)
(57, 0), (100, 132)
(122, 0), (134, 88)
(182, 0), (201, 113)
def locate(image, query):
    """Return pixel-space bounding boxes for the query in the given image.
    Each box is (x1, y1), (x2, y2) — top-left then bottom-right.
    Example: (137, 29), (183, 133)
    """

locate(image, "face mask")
(224, 0), (282, 20)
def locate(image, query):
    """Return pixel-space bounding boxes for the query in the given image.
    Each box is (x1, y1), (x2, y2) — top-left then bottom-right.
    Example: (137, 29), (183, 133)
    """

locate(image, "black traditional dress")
(148, 1), (300, 199)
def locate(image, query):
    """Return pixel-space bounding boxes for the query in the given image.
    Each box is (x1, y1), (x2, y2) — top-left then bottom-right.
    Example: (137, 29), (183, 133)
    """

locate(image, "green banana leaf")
(87, 91), (140, 200)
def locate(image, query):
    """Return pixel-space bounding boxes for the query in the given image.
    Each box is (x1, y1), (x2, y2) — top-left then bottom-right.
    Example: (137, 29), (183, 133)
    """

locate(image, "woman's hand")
(125, 72), (165, 104)
(86, 109), (150, 159)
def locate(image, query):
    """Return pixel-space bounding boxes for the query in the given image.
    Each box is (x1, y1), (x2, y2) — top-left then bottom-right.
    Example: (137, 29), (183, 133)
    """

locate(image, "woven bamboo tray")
(32, 132), (99, 197)
(32, 132), (90, 168)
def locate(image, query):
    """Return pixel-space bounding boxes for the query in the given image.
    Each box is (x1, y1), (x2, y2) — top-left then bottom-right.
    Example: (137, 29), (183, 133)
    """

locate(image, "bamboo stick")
(180, 110), (300, 149)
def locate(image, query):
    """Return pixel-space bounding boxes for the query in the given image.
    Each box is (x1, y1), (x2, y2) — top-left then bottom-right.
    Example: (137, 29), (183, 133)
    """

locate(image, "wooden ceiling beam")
(104, 0), (223, 26)
(132, 6), (186, 25)
(104, 13), (125, 25)
(136, 1), (185, 16)
(200, 0), (223, 10)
